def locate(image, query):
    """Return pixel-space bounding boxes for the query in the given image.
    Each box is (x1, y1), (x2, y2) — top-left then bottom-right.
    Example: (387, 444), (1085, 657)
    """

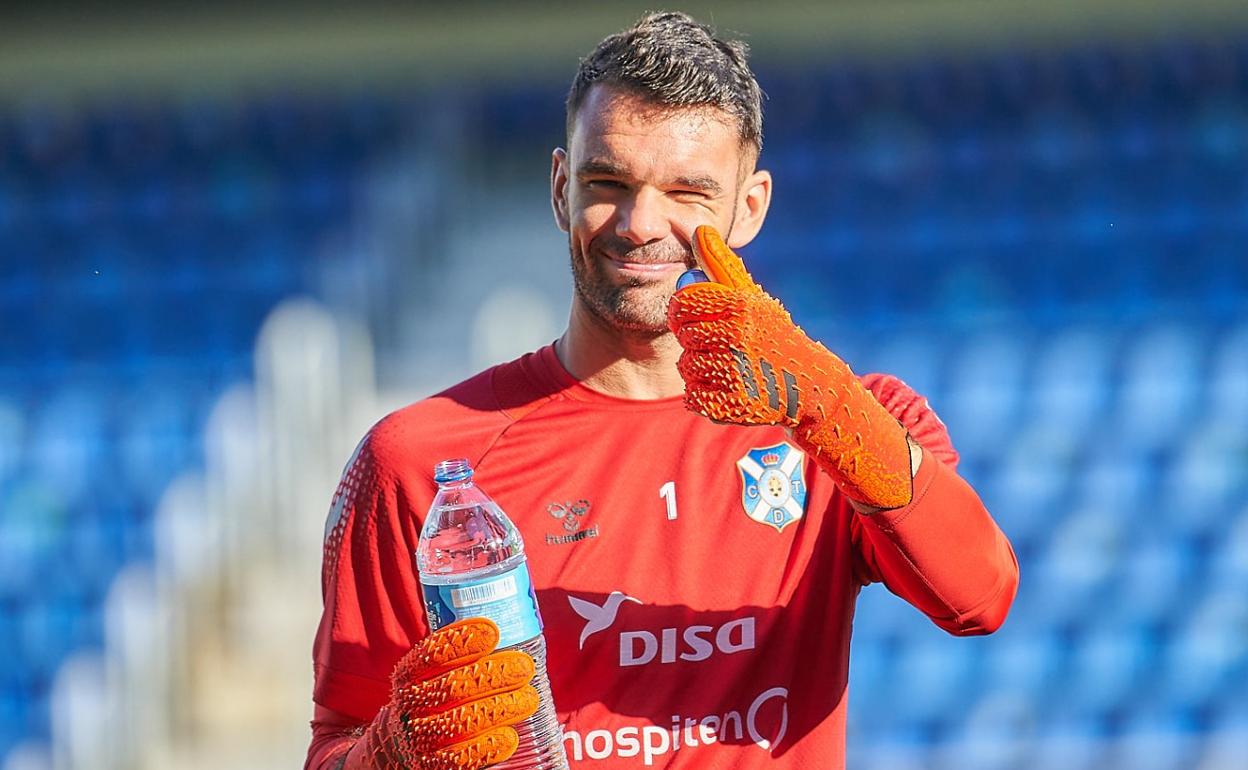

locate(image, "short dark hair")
(566, 11), (763, 156)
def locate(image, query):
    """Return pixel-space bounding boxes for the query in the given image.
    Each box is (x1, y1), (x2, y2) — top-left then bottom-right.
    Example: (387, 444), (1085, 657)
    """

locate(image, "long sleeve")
(850, 374), (1019, 636)
(313, 420), (434, 722)
(305, 705), (361, 770)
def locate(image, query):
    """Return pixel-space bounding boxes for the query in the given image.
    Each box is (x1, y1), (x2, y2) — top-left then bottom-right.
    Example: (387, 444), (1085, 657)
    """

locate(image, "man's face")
(552, 86), (759, 334)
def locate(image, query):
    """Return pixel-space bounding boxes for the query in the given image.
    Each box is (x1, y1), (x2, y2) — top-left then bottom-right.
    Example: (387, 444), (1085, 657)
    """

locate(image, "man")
(306, 11), (1018, 770)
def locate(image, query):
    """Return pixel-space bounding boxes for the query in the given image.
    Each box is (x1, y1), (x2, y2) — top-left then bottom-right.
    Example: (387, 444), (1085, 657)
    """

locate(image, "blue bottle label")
(421, 563), (543, 648)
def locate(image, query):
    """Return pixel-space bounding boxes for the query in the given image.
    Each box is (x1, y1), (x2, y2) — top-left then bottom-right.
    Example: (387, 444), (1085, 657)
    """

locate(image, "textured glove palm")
(667, 226), (913, 509)
(347, 618), (539, 770)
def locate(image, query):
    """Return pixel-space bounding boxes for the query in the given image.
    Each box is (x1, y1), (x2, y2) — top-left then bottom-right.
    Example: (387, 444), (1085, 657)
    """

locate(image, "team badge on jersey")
(737, 442), (808, 532)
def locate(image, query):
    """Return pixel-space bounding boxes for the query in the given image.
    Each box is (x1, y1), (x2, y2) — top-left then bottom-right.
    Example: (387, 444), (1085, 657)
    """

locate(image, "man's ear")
(726, 168), (772, 250)
(551, 147), (570, 233)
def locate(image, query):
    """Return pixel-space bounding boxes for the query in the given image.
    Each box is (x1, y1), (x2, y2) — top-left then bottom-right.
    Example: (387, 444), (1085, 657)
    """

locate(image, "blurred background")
(1, 1), (1246, 768)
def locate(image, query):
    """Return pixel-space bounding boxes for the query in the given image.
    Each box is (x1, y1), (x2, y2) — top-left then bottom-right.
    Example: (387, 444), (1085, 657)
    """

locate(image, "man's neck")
(554, 301), (686, 400)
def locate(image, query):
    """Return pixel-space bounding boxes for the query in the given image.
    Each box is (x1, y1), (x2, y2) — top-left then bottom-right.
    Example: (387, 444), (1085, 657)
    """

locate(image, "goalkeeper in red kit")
(306, 11), (1019, 770)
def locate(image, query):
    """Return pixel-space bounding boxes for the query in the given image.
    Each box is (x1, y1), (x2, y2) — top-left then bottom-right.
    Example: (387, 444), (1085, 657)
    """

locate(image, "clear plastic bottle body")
(417, 460), (568, 769)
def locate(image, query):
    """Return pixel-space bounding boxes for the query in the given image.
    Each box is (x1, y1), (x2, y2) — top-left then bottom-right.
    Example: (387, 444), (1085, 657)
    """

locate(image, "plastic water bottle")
(416, 458), (568, 769)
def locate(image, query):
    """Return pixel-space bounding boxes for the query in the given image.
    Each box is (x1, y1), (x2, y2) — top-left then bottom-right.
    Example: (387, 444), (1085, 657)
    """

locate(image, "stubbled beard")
(569, 238), (693, 334)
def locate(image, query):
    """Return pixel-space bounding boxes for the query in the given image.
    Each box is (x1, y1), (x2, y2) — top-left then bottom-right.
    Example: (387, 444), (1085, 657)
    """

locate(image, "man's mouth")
(606, 257), (685, 273)
(600, 249), (691, 275)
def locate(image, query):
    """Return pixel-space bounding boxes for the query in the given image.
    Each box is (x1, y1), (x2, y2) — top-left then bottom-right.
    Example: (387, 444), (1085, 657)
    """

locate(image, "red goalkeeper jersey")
(310, 344), (1018, 769)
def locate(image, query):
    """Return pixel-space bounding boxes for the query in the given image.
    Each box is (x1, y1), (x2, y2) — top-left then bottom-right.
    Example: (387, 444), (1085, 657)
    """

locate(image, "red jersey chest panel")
(310, 346), (966, 768)
(468, 395), (860, 767)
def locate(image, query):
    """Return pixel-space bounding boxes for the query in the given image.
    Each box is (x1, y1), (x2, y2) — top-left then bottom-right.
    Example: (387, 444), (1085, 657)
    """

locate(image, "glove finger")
(422, 726), (521, 770)
(671, 318), (743, 352)
(677, 349), (743, 391)
(667, 283), (746, 330)
(693, 225), (760, 292)
(398, 650), (536, 717)
(684, 388), (780, 427)
(404, 685), (540, 754)
(394, 618), (500, 689)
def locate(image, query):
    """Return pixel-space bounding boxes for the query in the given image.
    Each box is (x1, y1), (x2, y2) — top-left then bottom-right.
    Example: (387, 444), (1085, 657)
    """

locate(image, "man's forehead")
(570, 86), (744, 174)
(572, 86), (739, 150)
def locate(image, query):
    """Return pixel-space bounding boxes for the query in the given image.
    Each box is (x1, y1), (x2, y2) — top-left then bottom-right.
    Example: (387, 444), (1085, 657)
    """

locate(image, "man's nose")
(615, 188), (671, 245)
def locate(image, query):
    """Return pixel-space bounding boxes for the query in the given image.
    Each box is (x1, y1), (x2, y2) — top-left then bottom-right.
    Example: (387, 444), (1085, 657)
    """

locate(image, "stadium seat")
(1025, 716), (1110, 770)
(1027, 327), (1115, 434)
(1162, 589), (1248, 710)
(981, 630), (1066, 704)
(1110, 707), (1202, 770)
(1116, 324), (1202, 451)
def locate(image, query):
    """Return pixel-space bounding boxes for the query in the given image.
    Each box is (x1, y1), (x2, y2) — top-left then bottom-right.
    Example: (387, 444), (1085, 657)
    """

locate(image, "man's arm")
(849, 376), (1018, 635)
(666, 226), (1018, 634)
(306, 705), (359, 770)
(308, 425), (539, 770)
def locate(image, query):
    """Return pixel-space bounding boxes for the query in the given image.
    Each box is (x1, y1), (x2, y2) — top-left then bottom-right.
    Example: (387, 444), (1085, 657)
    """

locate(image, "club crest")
(737, 442), (808, 532)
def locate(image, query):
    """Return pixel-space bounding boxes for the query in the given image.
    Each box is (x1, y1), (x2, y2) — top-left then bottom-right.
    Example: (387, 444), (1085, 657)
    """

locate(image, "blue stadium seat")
(0, 686), (25, 758)
(888, 636), (978, 726)
(853, 740), (931, 770)
(1159, 428), (1244, 538)
(1066, 625), (1159, 718)
(1116, 324), (1203, 451)
(1028, 327), (1115, 434)
(1025, 716), (1110, 770)
(981, 630), (1065, 704)
(1199, 699), (1248, 769)
(981, 447), (1071, 552)
(1210, 322), (1248, 424)
(1109, 536), (1200, 628)
(846, 637), (894, 736)
(855, 332), (946, 408)
(1210, 507), (1248, 585)
(941, 332), (1028, 462)
(0, 609), (19, 675)
(1163, 589), (1248, 710)
(0, 396), (23, 486)
(932, 690), (1035, 770)
(1110, 707), (1201, 770)
(1073, 449), (1154, 516)
(1029, 508), (1125, 626)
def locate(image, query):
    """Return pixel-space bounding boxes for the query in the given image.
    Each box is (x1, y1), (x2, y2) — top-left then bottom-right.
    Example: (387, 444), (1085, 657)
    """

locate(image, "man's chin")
(608, 289), (676, 332)
(597, 303), (670, 334)
(573, 272), (679, 333)
(583, 295), (672, 334)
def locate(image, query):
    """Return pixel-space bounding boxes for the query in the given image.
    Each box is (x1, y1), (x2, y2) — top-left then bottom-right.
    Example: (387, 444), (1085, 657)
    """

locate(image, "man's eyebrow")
(671, 174), (723, 196)
(576, 158), (630, 178)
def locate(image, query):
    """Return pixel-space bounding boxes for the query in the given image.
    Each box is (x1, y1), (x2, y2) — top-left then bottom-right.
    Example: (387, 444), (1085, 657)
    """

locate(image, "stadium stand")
(0, 36), (1245, 769)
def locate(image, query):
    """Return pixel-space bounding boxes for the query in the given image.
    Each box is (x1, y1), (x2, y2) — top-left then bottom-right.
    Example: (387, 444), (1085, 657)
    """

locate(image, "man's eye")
(671, 190), (712, 204)
(586, 179), (623, 189)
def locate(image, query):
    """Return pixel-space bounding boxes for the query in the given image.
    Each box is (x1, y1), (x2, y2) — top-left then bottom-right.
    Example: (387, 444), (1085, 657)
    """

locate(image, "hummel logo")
(545, 498), (600, 546)
(567, 591), (641, 649)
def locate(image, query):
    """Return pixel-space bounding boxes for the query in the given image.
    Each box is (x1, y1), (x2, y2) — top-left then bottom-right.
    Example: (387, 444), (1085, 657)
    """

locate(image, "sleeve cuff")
(857, 445), (942, 528)
(313, 662), (390, 723)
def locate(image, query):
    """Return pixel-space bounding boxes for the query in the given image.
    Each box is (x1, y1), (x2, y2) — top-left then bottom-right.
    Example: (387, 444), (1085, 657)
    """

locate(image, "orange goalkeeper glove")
(344, 618), (539, 770)
(667, 226), (913, 509)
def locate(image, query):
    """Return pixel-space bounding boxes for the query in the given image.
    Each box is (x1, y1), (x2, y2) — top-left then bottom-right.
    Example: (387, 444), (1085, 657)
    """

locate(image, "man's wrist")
(847, 434), (922, 515)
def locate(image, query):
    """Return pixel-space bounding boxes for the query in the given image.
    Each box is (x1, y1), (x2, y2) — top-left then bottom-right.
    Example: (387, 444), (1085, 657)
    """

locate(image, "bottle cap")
(433, 458), (474, 483)
(676, 268), (710, 290)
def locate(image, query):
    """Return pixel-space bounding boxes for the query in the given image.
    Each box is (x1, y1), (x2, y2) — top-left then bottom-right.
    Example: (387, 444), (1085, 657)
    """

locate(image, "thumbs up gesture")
(667, 226), (914, 509)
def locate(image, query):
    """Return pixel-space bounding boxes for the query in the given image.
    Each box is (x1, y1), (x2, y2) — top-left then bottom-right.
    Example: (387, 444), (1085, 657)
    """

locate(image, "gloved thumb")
(689, 225), (761, 293)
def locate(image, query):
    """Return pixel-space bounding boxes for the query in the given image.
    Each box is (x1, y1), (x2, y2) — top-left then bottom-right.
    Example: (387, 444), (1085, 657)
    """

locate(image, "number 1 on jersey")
(660, 481), (678, 520)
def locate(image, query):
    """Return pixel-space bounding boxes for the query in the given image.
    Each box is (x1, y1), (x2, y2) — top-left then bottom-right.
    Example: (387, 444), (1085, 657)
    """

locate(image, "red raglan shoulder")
(312, 347), (559, 721)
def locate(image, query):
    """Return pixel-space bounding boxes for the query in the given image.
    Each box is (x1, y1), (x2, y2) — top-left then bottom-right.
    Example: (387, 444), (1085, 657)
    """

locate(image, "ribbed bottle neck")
(434, 458), (474, 484)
